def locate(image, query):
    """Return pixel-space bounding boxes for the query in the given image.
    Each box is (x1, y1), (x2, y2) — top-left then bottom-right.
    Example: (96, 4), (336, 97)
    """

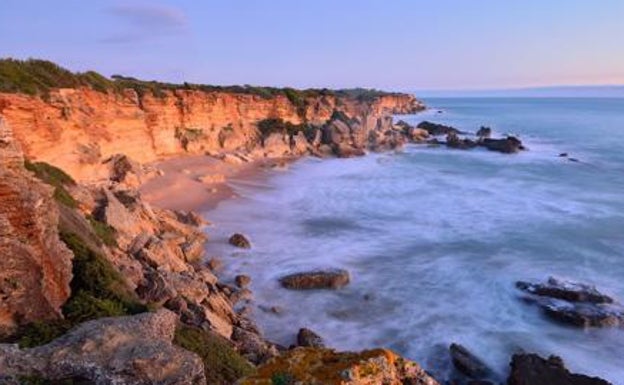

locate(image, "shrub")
(173, 325), (255, 385)
(257, 118), (311, 144)
(24, 160), (77, 208)
(86, 215), (117, 247)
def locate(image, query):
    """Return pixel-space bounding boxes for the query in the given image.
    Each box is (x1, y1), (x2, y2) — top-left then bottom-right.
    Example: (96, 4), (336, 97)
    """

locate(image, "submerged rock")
(449, 343), (492, 380)
(446, 132), (478, 150)
(480, 136), (525, 153)
(417, 121), (463, 136)
(279, 269), (350, 290)
(0, 309), (206, 385)
(239, 347), (440, 385)
(476, 126), (492, 139)
(516, 277), (624, 327)
(229, 233), (251, 248)
(507, 354), (612, 385)
(297, 328), (325, 348)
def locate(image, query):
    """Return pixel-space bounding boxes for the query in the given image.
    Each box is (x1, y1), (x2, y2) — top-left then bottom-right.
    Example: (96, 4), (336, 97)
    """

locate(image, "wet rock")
(449, 344), (491, 379)
(235, 274), (252, 288)
(516, 277), (624, 327)
(516, 277), (614, 304)
(417, 121), (464, 136)
(207, 257), (224, 272)
(559, 153), (569, 157)
(507, 353), (612, 385)
(174, 210), (207, 227)
(279, 269), (350, 290)
(239, 347), (440, 385)
(297, 328), (325, 348)
(229, 233), (251, 248)
(0, 309), (206, 385)
(476, 126), (492, 139)
(446, 132), (478, 150)
(480, 136), (525, 153)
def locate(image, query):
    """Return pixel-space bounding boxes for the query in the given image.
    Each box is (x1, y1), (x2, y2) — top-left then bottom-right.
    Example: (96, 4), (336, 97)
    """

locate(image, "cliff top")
(0, 58), (406, 102)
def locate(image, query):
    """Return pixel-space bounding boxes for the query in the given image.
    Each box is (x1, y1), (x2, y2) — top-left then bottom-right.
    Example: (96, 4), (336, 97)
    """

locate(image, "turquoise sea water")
(204, 98), (624, 383)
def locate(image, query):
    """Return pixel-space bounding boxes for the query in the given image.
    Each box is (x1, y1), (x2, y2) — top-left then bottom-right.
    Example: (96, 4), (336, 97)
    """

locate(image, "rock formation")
(239, 347), (440, 385)
(0, 87), (424, 182)
(0, 309), (206, 385)
(0, 118), (73, 335)
(507, 354), (612, 385)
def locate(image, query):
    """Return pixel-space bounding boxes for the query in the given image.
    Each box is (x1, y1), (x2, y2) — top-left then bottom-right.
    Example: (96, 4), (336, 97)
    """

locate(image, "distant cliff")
(0, 59), (424, 181)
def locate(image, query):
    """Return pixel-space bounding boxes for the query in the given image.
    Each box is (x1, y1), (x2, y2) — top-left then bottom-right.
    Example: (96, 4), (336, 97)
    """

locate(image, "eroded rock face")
(279, 269), (350, 290)
(0, 118), (73, 335)
(0, 309), (207, 385)
(516, 277), (624, 327)
(239, 347), (440, 385)
(507, 354), (612, 385)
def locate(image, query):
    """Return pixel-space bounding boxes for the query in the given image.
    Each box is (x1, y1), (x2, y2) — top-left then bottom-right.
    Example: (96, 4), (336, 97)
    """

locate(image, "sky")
(1, 0), (624, 91)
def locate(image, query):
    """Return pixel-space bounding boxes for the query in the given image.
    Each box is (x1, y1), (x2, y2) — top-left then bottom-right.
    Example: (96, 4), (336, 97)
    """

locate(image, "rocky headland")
(0, 59), (611, 384)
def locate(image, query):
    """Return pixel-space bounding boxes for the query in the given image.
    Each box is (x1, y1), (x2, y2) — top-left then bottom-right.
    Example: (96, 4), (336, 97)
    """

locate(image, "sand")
(139, 155), (287, 212)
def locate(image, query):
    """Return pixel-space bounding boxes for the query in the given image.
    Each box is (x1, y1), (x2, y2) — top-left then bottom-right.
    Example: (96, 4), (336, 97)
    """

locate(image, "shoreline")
(139, 154), (294, 212)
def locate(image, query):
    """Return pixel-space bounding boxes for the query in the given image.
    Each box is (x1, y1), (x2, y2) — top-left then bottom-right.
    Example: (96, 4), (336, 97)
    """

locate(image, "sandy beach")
(139, 154), (291, 212)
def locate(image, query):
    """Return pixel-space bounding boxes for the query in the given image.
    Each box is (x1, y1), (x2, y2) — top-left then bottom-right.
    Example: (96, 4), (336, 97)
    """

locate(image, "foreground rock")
(507, 354), (612, 385)
(0, 309), (206, 385)
(516, 277), (624, 327)
(239, 347), (440, 385)
(0, 118), (73, 335)
(279, 269), (350, 290)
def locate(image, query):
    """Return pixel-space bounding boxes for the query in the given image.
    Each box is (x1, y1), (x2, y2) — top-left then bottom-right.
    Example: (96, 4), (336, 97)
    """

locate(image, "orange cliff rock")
(0, 88), (424, 182)
(0, 117), (73, 334)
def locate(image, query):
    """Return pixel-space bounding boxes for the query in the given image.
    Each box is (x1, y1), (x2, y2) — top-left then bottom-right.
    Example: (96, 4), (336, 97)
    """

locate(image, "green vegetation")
(86, 215), (117, 247)
(173, 325), (255, 385)
(24, 160), (77, 208)
(3, 231), (147, 348)
(174, 126), (204, 151)
(271, 373), (295, 385)
(257, 118), (315, 144)
(0, 58), (402, 106)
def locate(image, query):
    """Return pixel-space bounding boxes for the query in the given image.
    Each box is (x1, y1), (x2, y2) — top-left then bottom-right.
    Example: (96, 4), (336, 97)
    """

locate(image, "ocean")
(204, 98), (624, 383)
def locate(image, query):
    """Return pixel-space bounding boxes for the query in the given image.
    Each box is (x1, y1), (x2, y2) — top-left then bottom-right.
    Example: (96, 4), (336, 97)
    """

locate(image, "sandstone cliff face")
(0, 89), (424, 181)
(0, 118), (73, 335)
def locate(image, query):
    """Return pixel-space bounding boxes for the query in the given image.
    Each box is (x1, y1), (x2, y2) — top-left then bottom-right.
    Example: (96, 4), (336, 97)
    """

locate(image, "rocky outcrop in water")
(297, 328), (325, 348)
(279, 269), (351, 290)
(418, 121), (464, 136)
(516, 277), (624, 327)
(0, 309), (206, 385)
(239, 347), (440, 385)
(507, 354), (612, 385)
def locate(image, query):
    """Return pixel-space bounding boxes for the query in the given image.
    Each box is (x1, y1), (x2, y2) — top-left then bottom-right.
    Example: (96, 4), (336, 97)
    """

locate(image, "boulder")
(476, 126), (492, 139)
(480, 136), (525, 153)
(235, 274), (252, 288)
(239, 347), (440, 385)
(446, 132), (478, 150)
(279, 269), (350, 290)
(297, 328), (325, 348)
(507, 354), (612, 385)
(516, 277), (624, 327)
(516, 277), (614, 304)
(0, 309), (206, 385)
(417, 121), (463, 136)
(449, 343), (491, 380)
(229, 233), (251, 249)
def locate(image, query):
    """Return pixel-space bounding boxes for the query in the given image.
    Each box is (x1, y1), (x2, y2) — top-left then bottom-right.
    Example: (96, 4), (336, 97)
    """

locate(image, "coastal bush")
(24, 160), (78, 208)
(173, 325), (255, 384)
(257, 118), (311, 144)
(174, 126), (204, 151)
(0, 58), (402, 103)
(86, 215), (117, 247)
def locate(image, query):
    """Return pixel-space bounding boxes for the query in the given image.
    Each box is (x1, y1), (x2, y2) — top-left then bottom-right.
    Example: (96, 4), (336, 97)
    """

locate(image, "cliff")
(0, 87), (423, 182)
